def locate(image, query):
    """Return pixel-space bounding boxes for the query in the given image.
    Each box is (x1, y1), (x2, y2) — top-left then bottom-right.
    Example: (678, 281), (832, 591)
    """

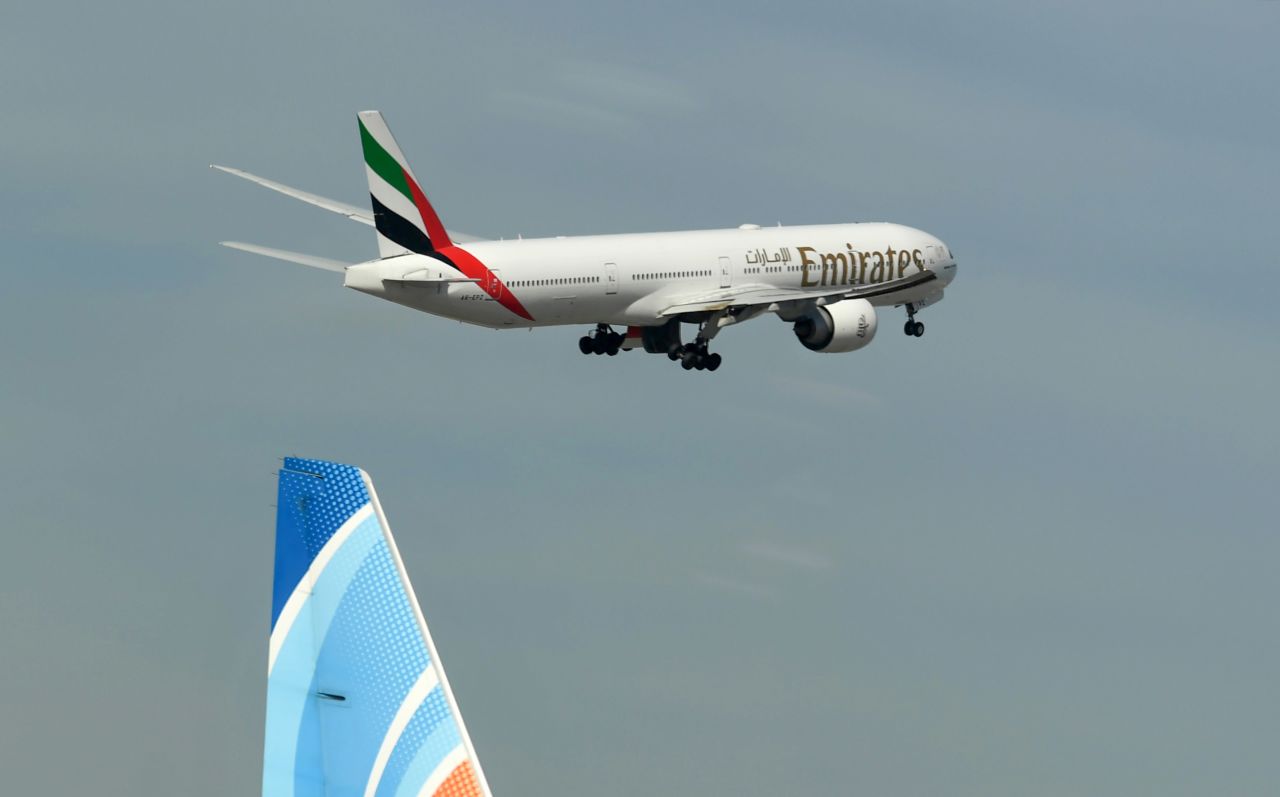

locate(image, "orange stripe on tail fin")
(432, 760), (484, 797)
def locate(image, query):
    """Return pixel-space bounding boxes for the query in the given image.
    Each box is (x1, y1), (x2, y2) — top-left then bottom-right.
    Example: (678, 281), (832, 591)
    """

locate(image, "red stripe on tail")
(438, 245), (534, 322)
(403, 169), (453, 250)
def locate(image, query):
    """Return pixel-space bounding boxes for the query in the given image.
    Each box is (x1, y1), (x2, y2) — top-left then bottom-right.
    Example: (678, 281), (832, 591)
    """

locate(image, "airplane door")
(719, 256), (731, 289)
(487, 269), (503, 299)
(604, 262), (618, 295)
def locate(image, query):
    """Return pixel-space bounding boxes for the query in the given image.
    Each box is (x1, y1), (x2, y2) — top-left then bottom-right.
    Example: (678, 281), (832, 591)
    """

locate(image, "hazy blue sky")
(2, 2), (1277, 795)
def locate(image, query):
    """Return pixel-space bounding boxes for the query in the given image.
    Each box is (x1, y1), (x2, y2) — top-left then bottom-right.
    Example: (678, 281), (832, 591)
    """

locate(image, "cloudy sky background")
(2, 1), (1277, 794)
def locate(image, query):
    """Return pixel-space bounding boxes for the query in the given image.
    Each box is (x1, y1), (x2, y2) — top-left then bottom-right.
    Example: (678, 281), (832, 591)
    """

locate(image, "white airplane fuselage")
(218, 111), (959, 368)
(344, 221), (957, 329)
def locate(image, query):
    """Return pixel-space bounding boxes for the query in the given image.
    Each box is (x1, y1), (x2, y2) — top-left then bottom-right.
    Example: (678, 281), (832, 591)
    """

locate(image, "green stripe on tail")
(359, 119), (412, 201)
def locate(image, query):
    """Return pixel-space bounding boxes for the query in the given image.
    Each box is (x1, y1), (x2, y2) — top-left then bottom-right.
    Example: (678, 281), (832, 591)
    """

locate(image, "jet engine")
(792, 299), (878, 353)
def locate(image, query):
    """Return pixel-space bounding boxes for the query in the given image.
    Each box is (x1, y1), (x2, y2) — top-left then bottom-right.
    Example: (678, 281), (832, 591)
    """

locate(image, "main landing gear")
(667, 340), (722, 372)
(903, 303), (925, 337)
(579, 319), (724, 372)
(579, 324), (624, 356)
(668, 314), (725, 372)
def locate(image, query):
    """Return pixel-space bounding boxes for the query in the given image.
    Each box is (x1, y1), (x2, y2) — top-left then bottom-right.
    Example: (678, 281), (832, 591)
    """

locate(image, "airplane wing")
(658, 271), (940, 316)
(210, 164), (489, 243)
(221, 243), (482, 285)
(220, 241), (350, 272)
(658, 283), (850, 316)
(211, 164), (373, 224)
(267, 458), (494, 797)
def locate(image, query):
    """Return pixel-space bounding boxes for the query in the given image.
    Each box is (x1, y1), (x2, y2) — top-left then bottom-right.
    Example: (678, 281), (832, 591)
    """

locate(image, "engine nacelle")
(793, 299), (878, 353)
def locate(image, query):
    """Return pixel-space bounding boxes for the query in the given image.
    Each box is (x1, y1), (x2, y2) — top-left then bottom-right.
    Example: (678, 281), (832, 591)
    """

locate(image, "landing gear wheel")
(671, 339), (721, 372)
(913, 321), (924, 337)
(592, 336), (608, 355)
(579, 336), (594, 354)
(904, 320), (916, 336)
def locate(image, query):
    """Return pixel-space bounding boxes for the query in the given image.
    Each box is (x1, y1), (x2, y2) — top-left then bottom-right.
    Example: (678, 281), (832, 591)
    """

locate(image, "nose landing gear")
(904, 303), (925, 337)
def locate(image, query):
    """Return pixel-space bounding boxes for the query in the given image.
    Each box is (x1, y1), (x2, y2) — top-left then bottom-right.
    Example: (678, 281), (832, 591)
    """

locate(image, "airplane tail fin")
(358, 111), (454, 258)
(265, 457), (492, 797)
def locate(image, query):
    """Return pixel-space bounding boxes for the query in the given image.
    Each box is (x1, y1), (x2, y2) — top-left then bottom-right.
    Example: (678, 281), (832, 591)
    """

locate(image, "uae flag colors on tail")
(358, 111), (531, 321)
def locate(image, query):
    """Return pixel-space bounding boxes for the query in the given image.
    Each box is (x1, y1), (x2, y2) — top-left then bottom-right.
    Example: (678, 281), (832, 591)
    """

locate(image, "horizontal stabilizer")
(211, 164), (489, 242)
(388, 268), (481, 284)
(220, 241), (350, 272)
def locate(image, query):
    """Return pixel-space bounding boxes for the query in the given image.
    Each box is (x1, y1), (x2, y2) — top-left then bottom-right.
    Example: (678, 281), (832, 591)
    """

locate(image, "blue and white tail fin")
(265, 457), (492, 797)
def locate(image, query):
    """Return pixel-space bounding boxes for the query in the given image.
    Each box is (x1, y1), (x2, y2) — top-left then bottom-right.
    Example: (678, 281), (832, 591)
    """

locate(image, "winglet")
(266, 458), (494, 797)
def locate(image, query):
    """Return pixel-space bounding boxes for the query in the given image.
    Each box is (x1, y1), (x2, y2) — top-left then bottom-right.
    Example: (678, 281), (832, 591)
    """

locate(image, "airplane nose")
(932, 244), (957, 286)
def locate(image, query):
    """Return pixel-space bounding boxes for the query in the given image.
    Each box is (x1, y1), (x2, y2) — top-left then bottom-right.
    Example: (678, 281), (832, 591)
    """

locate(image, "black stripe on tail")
(370, 194), (434, 256)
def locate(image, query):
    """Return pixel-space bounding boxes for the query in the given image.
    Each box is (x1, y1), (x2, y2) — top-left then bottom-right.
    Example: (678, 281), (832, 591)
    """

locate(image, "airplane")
(266, 457), (495, 797)
(216, 111), (958, 372)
